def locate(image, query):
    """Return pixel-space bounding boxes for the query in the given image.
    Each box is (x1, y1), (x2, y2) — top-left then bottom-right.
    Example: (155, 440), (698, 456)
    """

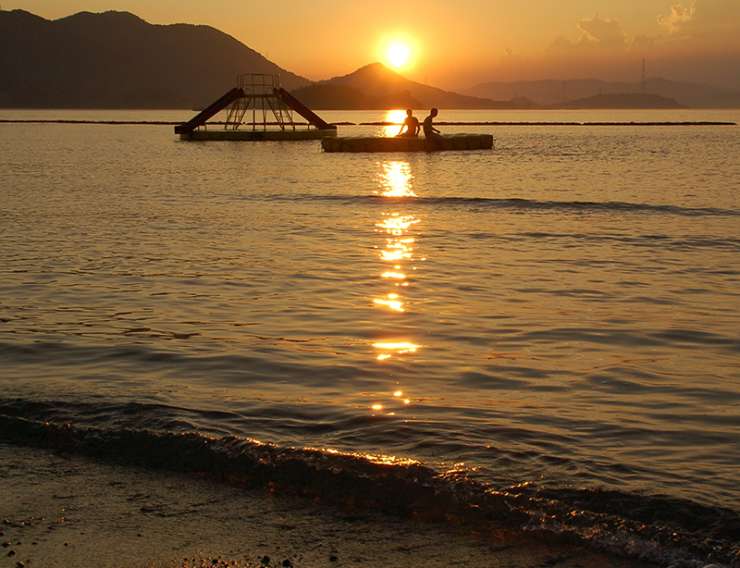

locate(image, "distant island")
(466, 78), (740, 109)
(556, 93), (683, 109)
(2, 9), (739, 110)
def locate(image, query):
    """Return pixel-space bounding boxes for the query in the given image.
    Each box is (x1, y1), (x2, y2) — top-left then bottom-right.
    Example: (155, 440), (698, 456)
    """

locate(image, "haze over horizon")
(6, 0), (740, 91)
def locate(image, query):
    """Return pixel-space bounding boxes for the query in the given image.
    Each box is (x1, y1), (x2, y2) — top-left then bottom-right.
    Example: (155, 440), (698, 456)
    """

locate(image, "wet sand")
(0, 443), (651, 568)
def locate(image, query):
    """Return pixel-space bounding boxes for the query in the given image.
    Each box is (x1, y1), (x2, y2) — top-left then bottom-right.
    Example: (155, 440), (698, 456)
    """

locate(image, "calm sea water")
(1, 109), (739, 563)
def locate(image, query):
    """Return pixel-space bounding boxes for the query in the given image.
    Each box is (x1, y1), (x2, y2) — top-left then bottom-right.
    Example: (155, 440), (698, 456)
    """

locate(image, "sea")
(1, 108), (739, 566)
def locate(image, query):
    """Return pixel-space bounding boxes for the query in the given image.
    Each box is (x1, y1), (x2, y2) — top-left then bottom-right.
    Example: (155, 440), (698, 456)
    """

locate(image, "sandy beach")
(0, 443), (651, 568)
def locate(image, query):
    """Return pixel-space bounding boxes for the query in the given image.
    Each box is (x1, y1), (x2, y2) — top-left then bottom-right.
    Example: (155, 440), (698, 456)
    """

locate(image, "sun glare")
(385, 39), (414, 70)
(386, 41), (411, 69)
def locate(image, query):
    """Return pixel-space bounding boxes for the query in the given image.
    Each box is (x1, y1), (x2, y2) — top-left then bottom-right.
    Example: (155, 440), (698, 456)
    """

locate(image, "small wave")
(513, 232), (740, 252)
(491, 326), (740, 354)
(253, 194), (740, 217)
(0, 406), (736, 567)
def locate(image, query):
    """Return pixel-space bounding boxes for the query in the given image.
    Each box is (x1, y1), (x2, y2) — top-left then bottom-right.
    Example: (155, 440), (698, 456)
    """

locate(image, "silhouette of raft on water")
(322, 133), (494, 153)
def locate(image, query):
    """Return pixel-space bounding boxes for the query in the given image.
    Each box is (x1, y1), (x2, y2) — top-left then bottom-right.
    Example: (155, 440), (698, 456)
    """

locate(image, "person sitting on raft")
(397, 109), (420, 137)
(423, 108), (442, 145)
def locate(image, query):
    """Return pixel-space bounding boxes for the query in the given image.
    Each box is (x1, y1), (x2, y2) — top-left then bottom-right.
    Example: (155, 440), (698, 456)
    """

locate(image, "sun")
(385, 40), (412, 70)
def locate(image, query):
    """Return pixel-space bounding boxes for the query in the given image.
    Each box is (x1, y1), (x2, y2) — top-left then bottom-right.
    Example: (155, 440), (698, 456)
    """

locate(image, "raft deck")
(322, 134), (494, 153)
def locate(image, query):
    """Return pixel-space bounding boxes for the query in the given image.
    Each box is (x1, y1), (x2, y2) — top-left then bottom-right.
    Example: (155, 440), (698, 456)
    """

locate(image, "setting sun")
(386, 41), (411, 69)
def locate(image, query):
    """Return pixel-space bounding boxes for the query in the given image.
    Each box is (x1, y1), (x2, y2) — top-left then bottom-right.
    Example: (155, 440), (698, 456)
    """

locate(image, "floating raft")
(322, 134), (494, 153)
(175, 75), (337, 142)
(184, 129), (337, 141)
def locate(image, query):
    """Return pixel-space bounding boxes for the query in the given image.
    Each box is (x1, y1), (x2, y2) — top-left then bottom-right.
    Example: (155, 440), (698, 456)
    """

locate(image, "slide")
(174, 88), (245, 135)
(274, 88), (336, 130)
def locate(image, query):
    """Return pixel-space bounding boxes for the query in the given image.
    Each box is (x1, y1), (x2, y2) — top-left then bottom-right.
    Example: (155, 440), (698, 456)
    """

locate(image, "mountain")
(465, 78), (740, 109)
(0, 9), (310, 108)
(288, 83), (423, 110)
(292, 63), (534, 110)
(558, 93), (682, 109)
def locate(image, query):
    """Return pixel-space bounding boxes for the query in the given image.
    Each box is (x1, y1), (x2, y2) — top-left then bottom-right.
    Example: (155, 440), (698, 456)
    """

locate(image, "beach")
(0, 443), (651, 568)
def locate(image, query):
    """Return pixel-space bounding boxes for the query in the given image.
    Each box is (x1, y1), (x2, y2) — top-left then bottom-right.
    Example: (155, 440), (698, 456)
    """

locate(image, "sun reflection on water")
(377, 214), (419, 234)
(381, 270), (407, 281)
(368, 161), (424, 413)
(373, 292), (405, 312)
(308, 446), (420, 467)
(378, 160), (416, 197)
(373, 340), (420, 361)
(381, 110), (409, 138)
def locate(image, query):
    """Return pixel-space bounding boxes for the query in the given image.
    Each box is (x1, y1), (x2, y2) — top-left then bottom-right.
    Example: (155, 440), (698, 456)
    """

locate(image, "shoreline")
(0, 443), (650, 568)
(0, 404), (737, 567)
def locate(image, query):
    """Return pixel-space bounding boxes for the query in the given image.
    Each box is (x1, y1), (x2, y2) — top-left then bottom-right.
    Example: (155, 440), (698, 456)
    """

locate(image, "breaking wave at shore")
(0, 400), (737, 567)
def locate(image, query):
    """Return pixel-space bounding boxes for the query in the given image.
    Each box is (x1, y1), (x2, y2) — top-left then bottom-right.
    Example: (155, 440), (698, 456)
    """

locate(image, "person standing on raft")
(423, 108), (443, 148)
(397, 109), (420, 137)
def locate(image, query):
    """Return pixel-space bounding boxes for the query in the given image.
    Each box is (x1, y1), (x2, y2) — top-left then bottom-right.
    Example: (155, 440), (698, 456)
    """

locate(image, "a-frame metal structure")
(175, 74), (336, 141)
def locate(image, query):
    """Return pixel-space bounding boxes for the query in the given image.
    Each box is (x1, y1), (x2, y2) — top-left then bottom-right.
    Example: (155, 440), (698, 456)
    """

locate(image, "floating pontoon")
(321, 134), (493, 153)
(175, 74), (337, 141)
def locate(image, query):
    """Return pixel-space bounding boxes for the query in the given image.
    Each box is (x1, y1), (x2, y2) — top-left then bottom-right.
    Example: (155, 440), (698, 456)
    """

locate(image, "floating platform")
(175, 74), (337, 142)
(181, 129), (337, 141)
(322, 134), (494, 153)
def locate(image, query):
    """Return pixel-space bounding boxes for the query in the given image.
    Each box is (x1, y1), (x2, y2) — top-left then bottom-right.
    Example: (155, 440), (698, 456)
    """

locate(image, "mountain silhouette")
(466, 78), (740, 109)
(3, 9), (717, 111)
(0, 9), (309, 108)
(558, 93), (682, 109)
(288, 82), (423, 110)
(293, 63), (533, 109)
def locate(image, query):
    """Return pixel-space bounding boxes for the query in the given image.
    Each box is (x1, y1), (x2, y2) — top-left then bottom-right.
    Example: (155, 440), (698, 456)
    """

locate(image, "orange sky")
(7, 0), (740, 89)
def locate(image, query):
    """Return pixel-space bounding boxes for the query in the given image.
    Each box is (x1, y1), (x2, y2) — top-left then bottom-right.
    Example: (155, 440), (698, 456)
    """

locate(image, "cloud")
(578, 15), (626, 48)
(659, 2), (696, 34)
(537, 4), (739, 89)
(550, 15), (627, 51)
(552, 4), (740, 55)
(658, 0), (740, 41)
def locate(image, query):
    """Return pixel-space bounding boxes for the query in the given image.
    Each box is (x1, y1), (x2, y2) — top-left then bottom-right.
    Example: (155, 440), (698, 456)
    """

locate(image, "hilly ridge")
(0, 9), (309, 108)
(0, 10), (526, 110)
(292, 63), (533, 110)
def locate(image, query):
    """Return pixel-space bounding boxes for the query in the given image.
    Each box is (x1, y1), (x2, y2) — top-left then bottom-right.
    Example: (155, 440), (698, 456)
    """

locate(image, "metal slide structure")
(174, 87), (245, 135)
(273, 87), (334, 130)
(175, 74), (336, 140)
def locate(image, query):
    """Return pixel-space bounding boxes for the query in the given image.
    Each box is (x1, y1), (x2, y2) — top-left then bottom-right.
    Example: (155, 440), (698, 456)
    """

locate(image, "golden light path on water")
(382, 110), (409, 138)
(369, 160), (422, 414)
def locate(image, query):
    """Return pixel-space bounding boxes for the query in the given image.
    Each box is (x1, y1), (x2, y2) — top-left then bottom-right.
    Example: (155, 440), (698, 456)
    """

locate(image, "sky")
(6, 0), (740, 89)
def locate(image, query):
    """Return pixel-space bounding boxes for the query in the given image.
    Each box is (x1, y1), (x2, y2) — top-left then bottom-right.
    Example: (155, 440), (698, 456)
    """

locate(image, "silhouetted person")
(422, 108), (444, 150)
(397, 109), (420, 137)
